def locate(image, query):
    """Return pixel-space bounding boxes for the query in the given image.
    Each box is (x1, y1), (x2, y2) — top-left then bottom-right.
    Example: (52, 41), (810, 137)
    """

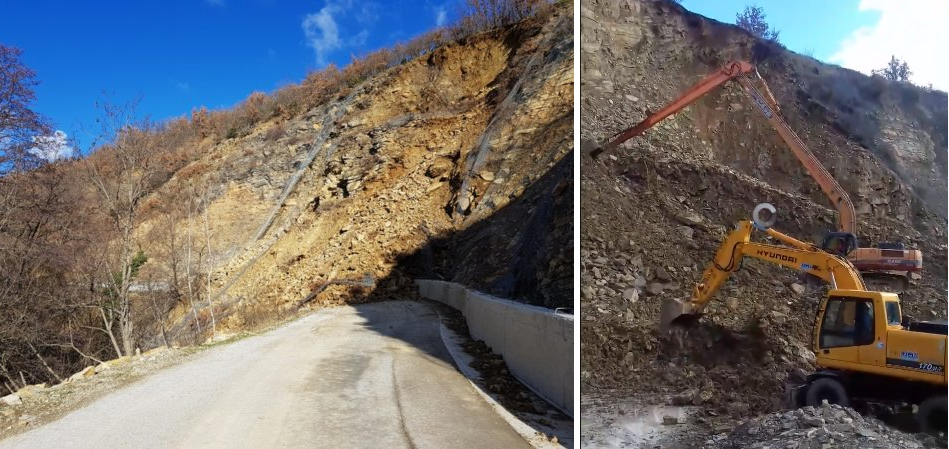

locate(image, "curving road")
(0, 301), (532, 449)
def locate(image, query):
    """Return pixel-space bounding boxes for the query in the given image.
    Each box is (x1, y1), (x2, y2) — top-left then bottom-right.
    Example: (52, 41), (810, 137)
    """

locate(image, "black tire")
(916, 396), (948, 436)
(805, 377), (850, 408)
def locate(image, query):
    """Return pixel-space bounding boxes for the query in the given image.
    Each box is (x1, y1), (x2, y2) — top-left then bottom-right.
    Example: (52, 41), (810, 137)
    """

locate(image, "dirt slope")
(131, 4), (573, 345)
(580, 0), (947, 435)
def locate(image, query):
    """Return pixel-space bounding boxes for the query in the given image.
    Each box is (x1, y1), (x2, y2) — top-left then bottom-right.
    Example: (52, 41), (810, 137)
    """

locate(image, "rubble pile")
(708, 403), (940, 449)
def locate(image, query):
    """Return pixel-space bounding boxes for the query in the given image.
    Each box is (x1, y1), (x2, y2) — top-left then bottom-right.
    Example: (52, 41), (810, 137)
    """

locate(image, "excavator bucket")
(580, 137), (605, 159)
(659, 297), (702, 333)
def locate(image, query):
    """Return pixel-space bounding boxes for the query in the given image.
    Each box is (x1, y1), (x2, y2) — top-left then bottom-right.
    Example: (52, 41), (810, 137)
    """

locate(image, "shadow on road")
(339, 151), (575, 445)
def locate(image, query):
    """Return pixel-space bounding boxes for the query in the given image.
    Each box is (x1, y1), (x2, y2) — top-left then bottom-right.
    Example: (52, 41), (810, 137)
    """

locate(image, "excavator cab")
(820, 232), (858, 257)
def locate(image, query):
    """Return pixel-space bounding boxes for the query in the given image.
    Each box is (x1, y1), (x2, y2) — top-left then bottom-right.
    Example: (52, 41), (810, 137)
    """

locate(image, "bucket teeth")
(659, 298), (698, 333)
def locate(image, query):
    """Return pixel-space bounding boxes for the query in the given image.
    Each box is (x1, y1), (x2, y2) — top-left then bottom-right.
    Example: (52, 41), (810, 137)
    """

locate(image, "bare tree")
(82, 100), (160, 357)
(201, 185), (217, 337)
(0, 44), (50, 171)
(0, 164), (82, 388)
(184, 192), (203, 338)
(736, 5), (780, 43)
(460, 0), (545, 32)
(872, 55), (912, 82)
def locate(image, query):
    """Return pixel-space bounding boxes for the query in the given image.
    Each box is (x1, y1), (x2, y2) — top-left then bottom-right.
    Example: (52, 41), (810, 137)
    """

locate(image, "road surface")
(0, 301), (532, 449)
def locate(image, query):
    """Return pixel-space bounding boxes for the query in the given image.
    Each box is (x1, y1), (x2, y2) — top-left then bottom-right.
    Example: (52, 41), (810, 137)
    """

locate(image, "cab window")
(884, 301), (901, 326)
(819, 297), (875, 348)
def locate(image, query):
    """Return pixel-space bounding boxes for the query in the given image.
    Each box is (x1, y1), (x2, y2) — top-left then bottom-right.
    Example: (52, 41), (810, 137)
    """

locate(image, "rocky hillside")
(582, 0), (948, 223)
(131, 3), (574, 345)
(580, 0), (947, 439)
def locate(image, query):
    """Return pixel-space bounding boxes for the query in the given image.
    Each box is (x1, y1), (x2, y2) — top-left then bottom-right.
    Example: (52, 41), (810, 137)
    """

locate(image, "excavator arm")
(590, 61), (757, 159)
(589, 60), (857, 236)
(659, 218), (866, 332)
(730, 76), (856, 235)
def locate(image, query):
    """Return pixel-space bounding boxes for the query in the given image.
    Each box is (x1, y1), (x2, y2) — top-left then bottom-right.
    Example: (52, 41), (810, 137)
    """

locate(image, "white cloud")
(303, 4), (344, 64)
(302, 1), (378, 64)
(357, 3), (380, 25)
(828, 0), (949, 91)
(176, 81), (191, 91)
(351, 29), (369, 47)
(435, 5), (448, 27)
(29, 130), (74, 162)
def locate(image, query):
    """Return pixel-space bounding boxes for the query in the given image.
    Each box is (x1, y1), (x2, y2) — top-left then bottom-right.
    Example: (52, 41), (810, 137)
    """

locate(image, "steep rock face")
(581, 0), (947, 224)
(137, 4), (573, 341)
(579, 0), (947, 431)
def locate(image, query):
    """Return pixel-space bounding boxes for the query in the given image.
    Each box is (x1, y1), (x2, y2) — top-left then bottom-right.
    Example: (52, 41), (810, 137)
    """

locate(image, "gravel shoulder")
(0, 301), (544, 449)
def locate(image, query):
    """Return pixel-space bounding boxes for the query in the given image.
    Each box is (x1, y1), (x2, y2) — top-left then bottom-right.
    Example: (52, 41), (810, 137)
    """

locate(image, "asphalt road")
(0, 301), (532, 449)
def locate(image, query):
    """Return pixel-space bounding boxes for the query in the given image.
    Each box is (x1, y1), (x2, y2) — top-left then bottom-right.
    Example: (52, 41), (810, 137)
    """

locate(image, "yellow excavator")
(660, 203), (947, 435)
(588, 60), (923, 292)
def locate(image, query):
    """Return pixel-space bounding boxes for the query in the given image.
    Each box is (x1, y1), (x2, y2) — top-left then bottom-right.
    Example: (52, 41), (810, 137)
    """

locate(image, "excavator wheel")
(804, 377), (850, 408)
(916, 396), (948, 436)
(659, 297), (702, 333)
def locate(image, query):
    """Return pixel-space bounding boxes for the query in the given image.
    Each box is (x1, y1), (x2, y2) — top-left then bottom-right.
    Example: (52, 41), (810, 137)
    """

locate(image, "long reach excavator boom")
(590, 60), (922, 291)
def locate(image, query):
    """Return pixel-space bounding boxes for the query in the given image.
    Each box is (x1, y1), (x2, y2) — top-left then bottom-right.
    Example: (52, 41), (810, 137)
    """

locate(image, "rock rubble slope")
(134, 3), (574, 344)
(709, 403), (941, 449)
(580, 0), (947, 440)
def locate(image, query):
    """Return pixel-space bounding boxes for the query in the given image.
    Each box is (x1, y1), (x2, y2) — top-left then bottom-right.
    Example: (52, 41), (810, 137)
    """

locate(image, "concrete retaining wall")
(416, 279), (573, 417)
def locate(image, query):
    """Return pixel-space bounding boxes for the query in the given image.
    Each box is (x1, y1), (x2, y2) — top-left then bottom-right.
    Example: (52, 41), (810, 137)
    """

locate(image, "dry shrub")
(162, 116), (199, 150)
(264, 123), (285, 142)
(301, 64), (344, 108)
(394, 29), (447, 64)
(191, 106), (212, 137)
(459, 0), (547, 34)
(341, 48), (393, 87)
(243, 91), (267, 122)
(269, 84), (306, 118)
(176, 162), (210, 182)
(138, 195), (163, 217)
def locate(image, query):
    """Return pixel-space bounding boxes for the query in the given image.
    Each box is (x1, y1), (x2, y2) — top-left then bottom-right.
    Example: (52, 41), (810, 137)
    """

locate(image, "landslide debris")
(708, 403), (940, 449)
(130, 2), (574, 347)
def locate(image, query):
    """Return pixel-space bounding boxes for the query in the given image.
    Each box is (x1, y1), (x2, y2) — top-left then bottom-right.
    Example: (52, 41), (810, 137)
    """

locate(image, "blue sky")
(682, 0), (876, 61)
(682, 0), (948, 91)
(0, 0), (456, 150)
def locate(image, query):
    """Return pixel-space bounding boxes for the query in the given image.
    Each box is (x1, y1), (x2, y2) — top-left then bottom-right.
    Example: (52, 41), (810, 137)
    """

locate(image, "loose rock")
(790, 283), (807, 295)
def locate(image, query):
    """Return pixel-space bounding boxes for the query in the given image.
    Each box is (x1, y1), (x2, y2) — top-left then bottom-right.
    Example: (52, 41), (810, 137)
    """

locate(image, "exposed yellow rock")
(107, 356), (132, 368)
(68, 366), (96, 381)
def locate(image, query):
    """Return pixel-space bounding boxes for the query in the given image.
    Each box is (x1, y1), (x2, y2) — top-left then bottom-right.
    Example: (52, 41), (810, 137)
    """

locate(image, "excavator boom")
(660, 216), (866, 332)
(589, 60), (856, 234)
(589, 61), (756, 159)
(592, 60), (921, 289)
